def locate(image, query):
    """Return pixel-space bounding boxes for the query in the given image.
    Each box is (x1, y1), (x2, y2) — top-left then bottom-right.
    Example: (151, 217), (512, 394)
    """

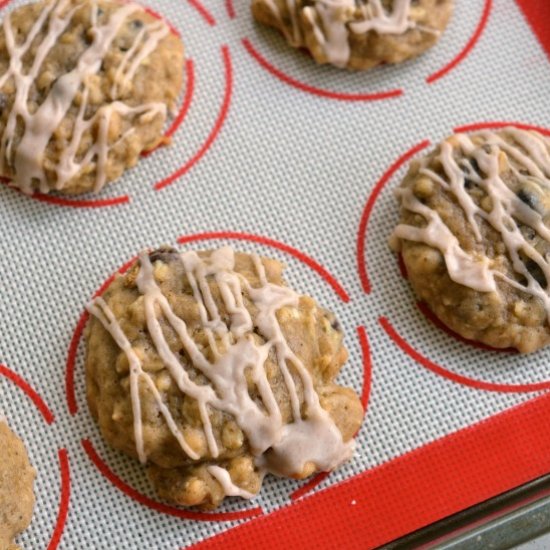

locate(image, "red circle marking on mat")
(379, 316), (550, 393)
(66, 256), (137, 416)
(356, 139), (431, 295)
(0, 364), (55, 424)
(30, 191), (130, 208)
(1, 179), (130, 208)
(289, 325), (372, 502)
(290, 471), (331, 503)
(154, 45), (233, 190)
(187, 0), (216, 26)
(426, 0), (492, 84)
(142, 59), (195, 157)
(454, 121), (550, 137)
(47, 449), (71, 550)
(177, 231), (350, 302)
(82, 439), (264, 521)
(416, 301), (517, 354)
(242, 38), (404, 102)
(225, 0), (235, 19)
(0, 0), (12, 9)
(397, 251), (408, 280)
(65, 310), (89, 416)
(358, 325), (373, 410)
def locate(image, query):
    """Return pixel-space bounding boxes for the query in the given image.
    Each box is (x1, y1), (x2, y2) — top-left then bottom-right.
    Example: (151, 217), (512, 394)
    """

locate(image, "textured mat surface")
(0, 0), (549, 548)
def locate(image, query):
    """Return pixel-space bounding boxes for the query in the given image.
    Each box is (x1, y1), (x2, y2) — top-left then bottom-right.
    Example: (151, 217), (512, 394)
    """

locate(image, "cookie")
(85, 247), (363, 509)
(0, 419), (36, 550)
(251, 0), (453, 70)
(391, 127), (550, 353)
(0, 0), (184, 195)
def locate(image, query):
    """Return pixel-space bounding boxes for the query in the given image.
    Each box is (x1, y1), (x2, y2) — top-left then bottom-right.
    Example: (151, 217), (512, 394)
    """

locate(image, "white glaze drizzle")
(263, 0), (303, 46)
(206, 466), (256, 499)
(0, 0), (169, 193)
(264, 0), (425, 67)
(110, 19), (168, 98)
(393, 128), (550, 316)
(87, 247), (354, 500)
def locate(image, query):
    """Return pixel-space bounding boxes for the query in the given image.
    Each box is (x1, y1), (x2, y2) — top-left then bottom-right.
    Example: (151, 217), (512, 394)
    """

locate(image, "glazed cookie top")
(86, 247), (362, 507)
(252, 0), (453, 69)
(392, 128), (550, 352)
(0, 418), (36, 550)
(0, 0), (183, 195)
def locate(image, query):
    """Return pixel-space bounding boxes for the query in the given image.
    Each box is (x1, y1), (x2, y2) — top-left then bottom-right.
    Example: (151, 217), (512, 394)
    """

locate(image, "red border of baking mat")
(514, 0), (550, 60)
(190, 391), (550, 549)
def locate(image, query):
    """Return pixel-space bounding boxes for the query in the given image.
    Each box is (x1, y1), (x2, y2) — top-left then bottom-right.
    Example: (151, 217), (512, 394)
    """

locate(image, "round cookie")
(85, 247), (363, 509)
(0, 420), (36, 550)
(0, 0), (184, 195)
(251, 0), (454, 70)
(391, 127), (550, 353)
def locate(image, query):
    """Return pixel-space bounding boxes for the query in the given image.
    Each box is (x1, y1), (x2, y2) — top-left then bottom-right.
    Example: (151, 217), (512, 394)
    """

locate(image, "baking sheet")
(0, 0), (549, 548)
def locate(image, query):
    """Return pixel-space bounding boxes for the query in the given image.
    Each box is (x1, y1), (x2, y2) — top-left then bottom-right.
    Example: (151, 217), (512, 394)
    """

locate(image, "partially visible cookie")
(251, 0), (453, 70)
(0, 419), (36, 550)
(85, 247), (363, 509)
(0, 0), (184, 195)
(391, 127), (550, 353)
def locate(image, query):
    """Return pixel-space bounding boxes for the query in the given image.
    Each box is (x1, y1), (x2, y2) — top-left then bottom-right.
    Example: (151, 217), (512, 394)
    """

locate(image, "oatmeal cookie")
(0, 420), (36, 550)
(85, 247), (363, 509)
(0, 0), (184, 195)
(251, 0), (453, 70)
(391, 127), (550, 353)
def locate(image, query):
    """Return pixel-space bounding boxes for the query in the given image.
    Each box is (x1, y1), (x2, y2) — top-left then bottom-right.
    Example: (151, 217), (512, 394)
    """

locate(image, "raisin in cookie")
(391, 127), (550, 353)
(0, 0), (184, 195)
(252, 0), (453, 70)
(0, 419), (36, 550)
(85, 247), (363, 509)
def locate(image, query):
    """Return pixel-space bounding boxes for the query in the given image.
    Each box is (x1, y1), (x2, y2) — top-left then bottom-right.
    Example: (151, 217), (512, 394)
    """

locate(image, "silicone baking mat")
(0, 0), (549, 548)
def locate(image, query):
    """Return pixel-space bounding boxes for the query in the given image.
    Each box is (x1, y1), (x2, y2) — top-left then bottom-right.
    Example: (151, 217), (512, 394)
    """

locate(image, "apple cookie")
(85, 247), (363, 509)
(0, 419), (36, 550)
(252, 0), (453, 70)
(0, 0), (184, 195)
(392, 127), (550, 353)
